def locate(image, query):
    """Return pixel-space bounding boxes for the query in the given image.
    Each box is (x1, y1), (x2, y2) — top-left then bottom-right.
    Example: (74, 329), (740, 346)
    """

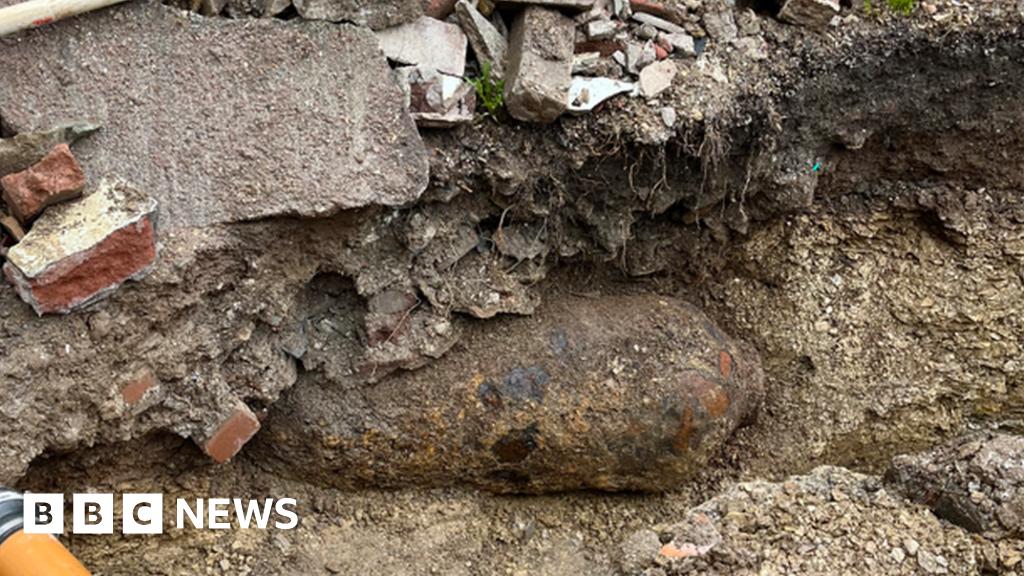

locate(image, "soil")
(5, 0), (1024, 573)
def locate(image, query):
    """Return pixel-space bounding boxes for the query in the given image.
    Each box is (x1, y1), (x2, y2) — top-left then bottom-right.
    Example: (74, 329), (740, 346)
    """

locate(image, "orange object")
(0, 530), (92, 576)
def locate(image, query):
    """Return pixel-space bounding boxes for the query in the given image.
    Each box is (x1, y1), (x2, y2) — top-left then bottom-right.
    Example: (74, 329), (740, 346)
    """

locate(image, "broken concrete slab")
(639, 59), (676, 97)
(0, 121), (99, 180)
(292, 0), (425, 29)
(586, 18), (617, 40)
(377, 15), (468, 77)
(504, 6), (575, 123)
(0, 2), (428, 230)
(778, 0), (839, 30)
(702, 2), (738, 42)
(396, 66), (477, 127)
(567, 77), (636, 114)
(1, 144), (85, 224)
(456, 0), (508, 80)
(4, 177), (158, 315)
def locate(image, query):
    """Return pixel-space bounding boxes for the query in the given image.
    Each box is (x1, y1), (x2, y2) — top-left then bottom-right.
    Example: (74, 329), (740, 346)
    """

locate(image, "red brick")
(655, 44), (668, 60)
(122, 371), (157, 404)
(202, 403), (261, 463)
(1, 143), (85, 224)
(3, 178), (158, 315)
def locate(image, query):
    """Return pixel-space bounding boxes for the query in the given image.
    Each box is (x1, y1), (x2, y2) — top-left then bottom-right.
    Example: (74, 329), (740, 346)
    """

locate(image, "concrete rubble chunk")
(259, 295), (765, 492)
(1, 143), (85, 224)
(568, 77), (636, 114)
(0, 2), (428, 230)
(395, 66), (477, 127)
(0, 214), (24, 241)
(4, 177), (158, 315)
(0, 121), (99, 180)
(663, 32), (696, 56)
(629, 0), (685, 23)
(586, 18), (617, 40)
(378, 15), (468, 77)
(702, 1), (738, 42)
(639, 59), (676, 97)
(495, 0), (595, 9)
(292, 0), (425, 29)
(503, 6), (575, 123)
(630, 11), (686, 34)
(456, 0), (508, 80)
(778, 0), (839, 30)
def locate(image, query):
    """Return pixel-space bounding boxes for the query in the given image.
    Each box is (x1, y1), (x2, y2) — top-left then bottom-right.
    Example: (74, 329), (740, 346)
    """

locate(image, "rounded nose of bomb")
(259, 295), (765, 493)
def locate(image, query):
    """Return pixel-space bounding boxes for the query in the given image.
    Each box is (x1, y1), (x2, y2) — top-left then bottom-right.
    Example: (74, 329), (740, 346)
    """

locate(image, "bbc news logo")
(24, 494), (298, 534)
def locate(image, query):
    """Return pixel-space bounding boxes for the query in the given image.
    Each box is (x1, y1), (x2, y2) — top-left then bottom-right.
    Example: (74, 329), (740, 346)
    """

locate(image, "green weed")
(466, 61), (505, 121)
(887, 0), (915, 15)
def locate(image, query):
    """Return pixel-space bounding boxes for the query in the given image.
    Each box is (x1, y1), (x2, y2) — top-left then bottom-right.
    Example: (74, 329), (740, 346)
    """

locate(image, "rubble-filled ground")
(4, 0), (1024, 572)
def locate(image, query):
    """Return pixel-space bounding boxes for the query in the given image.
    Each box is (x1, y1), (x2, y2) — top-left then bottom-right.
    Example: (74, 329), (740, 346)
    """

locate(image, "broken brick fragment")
(3, 177), (158, 315)
(122, 370), (157, 404)
(201, 402), (261, 463)
(1, 143), (85, 224)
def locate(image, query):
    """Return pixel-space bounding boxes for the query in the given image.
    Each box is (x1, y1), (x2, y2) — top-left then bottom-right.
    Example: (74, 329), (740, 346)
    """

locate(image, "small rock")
(917, 548), (941, 574)
(732, 36), (767, 60)
(892, 546), (906, 563)
(395, 66), (476, 128)
(567, 77), (636, 114)
(613, 0), (633, 19)
(638, 60), (676, 97)
(219, 559), (231, 571)
(1, 143), (85, 224)
(0, 214), (25, 242)
(377, 16), (468, 77)
(660, 107), (676, 127)
(572, 52), (603, 74)
(0, 121), (99, 180)
(630, 0), (685, 23)
(630, 11), (686, 34)
(636, 23), (658, 40)
(654, 43), (668, 59)
(587, 18), (618, 40)
(4, 177), (158, 315)
(427, 0), (458, 18)
(456, 0), (508, 79)
(495, 0), (594, 8)
(778, 0), (840, 31)
(702, 2), (737, 42)
(904, 538), (920, 556)
(662, 32), (695, 56)
(504, 6), (575, 123)
(262, 0), (291, 16)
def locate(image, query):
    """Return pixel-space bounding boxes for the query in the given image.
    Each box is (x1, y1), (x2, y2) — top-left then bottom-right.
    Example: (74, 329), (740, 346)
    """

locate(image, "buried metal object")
(258, 295), (764, 493)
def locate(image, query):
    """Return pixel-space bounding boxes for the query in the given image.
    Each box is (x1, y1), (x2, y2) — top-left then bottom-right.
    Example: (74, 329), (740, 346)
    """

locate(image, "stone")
(200, 400), (261, 463)
(1, 143), (85, 224)
(4, 177), (158, 315)
(702, 2), (737, 41)
(636, 23), (658, 40)
(258, 295), (765, 493)
(586, 18), (617, 40)
(660, 106), (677, 127)
(572, 52), (603, 74)
(199, 0), (229, 16)
(426, 0), (458, 18)
(0, 121), (98, 180)
(456, 0), (508, 80)
(662, 32), (696, 56)
(292, 0), (425, 29)
(733, 36), (768, 60)
(630, 11), (686, 34)
(613, 0), (632, 19)
(495, 0), (594, 9)
(262, 0), (292, 17)
(0, 1), (427, 230)
(778, 0), (839, 31)
(395, 66), (476, 128)
(377, 15), (468, 77)
(567, 77), (636, 114)
(0, 214), (24, 241)
(629, 0), (685, 23)
(639, 60), (676, 97)
(503, 6), (575, 123)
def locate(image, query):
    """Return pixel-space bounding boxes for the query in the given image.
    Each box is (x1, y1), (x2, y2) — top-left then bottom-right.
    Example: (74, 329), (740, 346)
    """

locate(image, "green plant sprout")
(466, 61), (505, 121)
(887, 0), (915, 15)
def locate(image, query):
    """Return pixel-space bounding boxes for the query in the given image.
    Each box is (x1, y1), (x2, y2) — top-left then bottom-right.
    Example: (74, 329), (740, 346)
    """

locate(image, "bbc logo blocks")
(22, 494), (296, 534)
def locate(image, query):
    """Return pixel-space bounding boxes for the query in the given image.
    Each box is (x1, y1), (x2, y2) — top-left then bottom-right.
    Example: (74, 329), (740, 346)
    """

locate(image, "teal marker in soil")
(813, 163), (820, 171)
